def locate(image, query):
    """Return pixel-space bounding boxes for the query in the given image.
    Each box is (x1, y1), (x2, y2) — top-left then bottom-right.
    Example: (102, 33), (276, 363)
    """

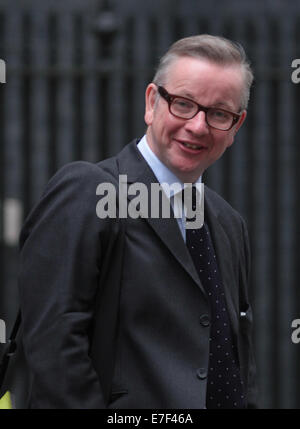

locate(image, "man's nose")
(184, 111), (209, 135)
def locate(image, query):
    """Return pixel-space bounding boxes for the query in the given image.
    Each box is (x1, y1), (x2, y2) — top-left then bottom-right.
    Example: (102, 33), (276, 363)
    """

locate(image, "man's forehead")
(165, 56), (244, 109)
(167, 56), (243, 80)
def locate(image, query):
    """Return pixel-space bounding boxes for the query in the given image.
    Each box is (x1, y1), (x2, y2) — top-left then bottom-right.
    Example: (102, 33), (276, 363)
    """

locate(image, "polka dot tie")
(185, 188), (245, 409)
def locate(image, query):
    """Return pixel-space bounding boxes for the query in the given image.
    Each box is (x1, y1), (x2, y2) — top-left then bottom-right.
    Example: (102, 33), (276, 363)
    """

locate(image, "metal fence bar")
(131, 16), (152, 142)
(3, 12), (23, 201)
(81, 15), (101, 162)
(180, 10), (199, 37)
(56, 11), (75, 169)
(251, 17), (274, 408)
(105, 21), (127, 157)
(28, 11), (51, 205)
(228, 16), (251, 218)
(203, 17), (227, 197)
(154, 14), (174, 64)
(276, 17), (298, 409)
(2, 10), (24, 327)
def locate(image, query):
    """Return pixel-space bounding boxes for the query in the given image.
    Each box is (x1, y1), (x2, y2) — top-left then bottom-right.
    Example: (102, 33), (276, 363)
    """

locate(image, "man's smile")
(175, 139), (208, 152)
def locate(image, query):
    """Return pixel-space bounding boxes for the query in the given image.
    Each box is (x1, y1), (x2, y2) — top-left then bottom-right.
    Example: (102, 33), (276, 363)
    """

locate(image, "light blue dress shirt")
(137, 135), (202, 241)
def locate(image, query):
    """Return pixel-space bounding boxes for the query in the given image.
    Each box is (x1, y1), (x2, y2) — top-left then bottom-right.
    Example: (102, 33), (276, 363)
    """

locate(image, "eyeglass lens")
(171, 97), (234, 130)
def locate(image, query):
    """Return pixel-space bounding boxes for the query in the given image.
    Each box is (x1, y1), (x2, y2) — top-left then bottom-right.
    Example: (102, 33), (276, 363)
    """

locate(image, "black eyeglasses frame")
(157, 85), (241, 131)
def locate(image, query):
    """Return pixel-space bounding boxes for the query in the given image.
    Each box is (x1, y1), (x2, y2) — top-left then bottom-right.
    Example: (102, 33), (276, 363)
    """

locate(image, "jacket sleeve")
(19, 161), (113, 408)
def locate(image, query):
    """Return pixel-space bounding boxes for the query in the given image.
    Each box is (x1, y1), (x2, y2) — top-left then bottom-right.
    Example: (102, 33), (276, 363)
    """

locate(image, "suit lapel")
(116, 141), (205, 294)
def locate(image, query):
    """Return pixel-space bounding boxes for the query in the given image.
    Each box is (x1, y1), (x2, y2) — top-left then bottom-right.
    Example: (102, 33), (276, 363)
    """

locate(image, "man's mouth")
(178, 140), (205, 151)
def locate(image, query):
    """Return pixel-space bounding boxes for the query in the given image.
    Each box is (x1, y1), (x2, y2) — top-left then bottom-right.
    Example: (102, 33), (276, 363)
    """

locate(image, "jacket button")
(200, 314), (210, 327)
(196, 368), (207, 379)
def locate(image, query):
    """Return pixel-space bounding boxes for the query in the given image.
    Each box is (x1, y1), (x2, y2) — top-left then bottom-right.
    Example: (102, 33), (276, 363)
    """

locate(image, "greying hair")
(153, 34), (254, 110)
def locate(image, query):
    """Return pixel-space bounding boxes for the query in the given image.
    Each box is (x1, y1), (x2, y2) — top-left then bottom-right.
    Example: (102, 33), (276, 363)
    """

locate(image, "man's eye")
(210, 109), (231, 120)
(173, 99), (194, 110)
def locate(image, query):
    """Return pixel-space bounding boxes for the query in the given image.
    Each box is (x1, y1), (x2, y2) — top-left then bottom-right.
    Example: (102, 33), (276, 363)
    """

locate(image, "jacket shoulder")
(44, 158), (119, 192)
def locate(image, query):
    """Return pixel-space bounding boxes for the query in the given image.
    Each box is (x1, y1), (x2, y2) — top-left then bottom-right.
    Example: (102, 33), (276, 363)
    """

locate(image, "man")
(19, 34), (258, 408)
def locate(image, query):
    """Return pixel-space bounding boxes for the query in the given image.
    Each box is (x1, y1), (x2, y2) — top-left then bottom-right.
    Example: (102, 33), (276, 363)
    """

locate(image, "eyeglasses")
(157, 85), (241, 131)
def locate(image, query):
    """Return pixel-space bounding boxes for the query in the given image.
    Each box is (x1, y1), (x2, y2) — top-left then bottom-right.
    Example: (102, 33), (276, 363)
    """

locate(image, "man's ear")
(144, 83), (157, 126)
(234, 109), (247, 134)
(226, 110), (247, 149)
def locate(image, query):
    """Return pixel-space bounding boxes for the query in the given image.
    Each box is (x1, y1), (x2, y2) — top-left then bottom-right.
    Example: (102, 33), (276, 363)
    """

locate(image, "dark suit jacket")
(19, 140), (257, 409)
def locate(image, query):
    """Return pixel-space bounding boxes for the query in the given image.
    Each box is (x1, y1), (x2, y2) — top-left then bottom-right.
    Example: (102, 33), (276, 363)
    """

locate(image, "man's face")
(144, 56), (247, 183)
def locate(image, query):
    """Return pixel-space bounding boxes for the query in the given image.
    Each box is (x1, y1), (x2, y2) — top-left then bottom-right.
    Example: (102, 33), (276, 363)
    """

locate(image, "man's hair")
(152, 34), (254, 110)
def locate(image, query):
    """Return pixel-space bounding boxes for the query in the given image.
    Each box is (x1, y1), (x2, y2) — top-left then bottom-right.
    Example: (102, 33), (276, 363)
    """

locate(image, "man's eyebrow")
(179, 91), (196, 100)
(212, 102), (234, 110)
(176, 89), (237, 111)
(180, 92), (234, 111)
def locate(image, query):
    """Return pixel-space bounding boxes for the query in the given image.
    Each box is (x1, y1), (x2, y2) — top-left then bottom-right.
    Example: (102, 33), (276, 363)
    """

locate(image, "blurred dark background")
(0, 0), (300, 409)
